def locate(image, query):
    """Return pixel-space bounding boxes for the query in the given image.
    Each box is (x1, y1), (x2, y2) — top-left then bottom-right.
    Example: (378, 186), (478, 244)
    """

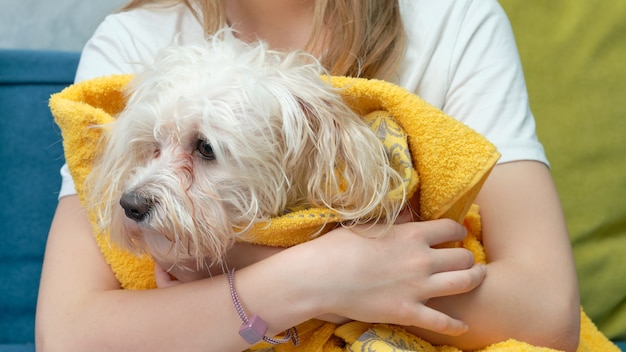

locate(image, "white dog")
(86, 31), (406, 280)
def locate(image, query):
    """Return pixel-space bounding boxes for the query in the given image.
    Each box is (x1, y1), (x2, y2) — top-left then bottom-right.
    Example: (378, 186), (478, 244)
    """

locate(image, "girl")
(35, 1), (580, 351)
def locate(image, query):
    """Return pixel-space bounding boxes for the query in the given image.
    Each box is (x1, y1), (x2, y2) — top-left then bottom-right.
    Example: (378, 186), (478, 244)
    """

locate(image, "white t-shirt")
(58, 0), (547, 198)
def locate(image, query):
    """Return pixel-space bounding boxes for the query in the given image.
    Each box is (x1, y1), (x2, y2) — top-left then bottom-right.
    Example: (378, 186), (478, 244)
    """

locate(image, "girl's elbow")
(548, 317), (580, 352)
(36, 329), (59, 352)
(559, 304), (581, 352)
(36, 320), (89, 352)
(36, 326), (68, 352)
(539, 289), (581, 352)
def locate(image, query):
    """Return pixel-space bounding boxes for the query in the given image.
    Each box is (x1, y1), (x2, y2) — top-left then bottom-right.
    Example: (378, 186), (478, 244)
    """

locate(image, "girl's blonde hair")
(119, 0), (406, 80)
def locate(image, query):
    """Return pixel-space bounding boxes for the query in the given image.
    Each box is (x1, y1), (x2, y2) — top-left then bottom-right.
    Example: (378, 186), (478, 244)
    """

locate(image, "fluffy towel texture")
(49, 74), (616, 351)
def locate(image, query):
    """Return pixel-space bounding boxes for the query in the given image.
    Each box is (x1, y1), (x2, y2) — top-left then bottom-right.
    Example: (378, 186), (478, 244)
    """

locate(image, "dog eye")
(196, 139), (216, 160)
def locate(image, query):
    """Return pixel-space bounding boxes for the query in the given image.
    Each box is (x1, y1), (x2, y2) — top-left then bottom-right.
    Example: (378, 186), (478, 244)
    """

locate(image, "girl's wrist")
(235, 243), (330, 334)
(227, 268), (300, 346)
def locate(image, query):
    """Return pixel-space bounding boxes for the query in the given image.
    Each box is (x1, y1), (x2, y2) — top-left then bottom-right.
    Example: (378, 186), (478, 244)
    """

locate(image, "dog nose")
(120, 192), (152, 222)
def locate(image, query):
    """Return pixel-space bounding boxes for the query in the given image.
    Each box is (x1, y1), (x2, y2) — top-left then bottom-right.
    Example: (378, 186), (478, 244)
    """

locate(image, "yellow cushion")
(500, 0), (626, 340)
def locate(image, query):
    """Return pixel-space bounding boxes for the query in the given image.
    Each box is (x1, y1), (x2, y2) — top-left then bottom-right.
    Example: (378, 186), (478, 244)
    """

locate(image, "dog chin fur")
(85, 29), (405, 275)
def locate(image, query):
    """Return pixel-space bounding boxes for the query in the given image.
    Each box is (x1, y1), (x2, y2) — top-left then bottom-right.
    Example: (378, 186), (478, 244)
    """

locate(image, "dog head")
(86, 30), (405, 271)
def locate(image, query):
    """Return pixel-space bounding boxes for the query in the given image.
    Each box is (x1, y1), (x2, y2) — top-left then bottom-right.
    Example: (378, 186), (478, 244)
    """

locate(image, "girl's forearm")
(37, 260), (319, 352)
(404, 258), (580, 351)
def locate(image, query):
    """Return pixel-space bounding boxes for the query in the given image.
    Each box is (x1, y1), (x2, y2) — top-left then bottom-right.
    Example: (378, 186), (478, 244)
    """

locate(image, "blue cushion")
(0, 344), (35, 352)
(0, 49), (79, 345)
(0, 50), (79, 83)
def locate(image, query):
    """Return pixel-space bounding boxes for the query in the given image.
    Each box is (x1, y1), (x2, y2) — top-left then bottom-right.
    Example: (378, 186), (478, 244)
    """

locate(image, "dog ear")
(291, 95), (405, 225)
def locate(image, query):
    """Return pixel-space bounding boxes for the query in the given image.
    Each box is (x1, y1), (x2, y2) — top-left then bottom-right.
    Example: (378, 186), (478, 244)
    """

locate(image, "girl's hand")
(154, 263), (181, 288)
(291, 219), (486, 336)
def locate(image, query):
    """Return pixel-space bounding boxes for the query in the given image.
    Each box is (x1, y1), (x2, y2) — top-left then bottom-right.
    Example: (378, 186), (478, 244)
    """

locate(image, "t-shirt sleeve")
(442, 0), (548, 166)
(59, 15), (144, 198)
(74, 15), (147, 83)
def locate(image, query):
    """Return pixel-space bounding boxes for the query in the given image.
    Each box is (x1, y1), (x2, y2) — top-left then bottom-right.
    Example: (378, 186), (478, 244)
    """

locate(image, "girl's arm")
(405, 161), (581, 351)
(36, 195), (486, 352)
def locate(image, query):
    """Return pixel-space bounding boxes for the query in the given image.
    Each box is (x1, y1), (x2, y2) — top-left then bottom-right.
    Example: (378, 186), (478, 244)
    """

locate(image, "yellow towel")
(49, 74), (618, 351)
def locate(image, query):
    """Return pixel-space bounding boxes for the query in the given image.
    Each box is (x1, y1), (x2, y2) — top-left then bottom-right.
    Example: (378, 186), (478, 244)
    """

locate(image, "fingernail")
(478, 263), (487, 274)
(454, 323), (470, 336)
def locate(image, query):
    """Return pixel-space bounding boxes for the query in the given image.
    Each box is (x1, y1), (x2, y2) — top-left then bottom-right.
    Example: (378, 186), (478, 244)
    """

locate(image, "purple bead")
(238, 315), (268, 344)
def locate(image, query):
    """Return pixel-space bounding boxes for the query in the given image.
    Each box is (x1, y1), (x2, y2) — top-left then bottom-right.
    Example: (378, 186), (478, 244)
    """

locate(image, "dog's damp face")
(100, 47), (310, 270)
(111, 100), (280, 271)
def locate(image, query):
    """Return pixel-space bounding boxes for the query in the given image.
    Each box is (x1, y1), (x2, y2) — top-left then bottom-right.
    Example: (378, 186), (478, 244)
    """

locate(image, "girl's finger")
(429, 247), (476, 273)
(409, 304), (470, 336)
(426, 263), (487, 298)
(154, 263), (181, 288)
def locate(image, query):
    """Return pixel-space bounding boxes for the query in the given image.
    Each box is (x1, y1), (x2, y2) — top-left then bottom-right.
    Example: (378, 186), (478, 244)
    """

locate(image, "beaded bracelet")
(227, 269), (299, 346)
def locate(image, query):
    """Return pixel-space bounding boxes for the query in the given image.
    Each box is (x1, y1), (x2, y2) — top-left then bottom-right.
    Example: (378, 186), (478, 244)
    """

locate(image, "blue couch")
(0, 49), (79, 351)
(1, 29), (626, 352)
